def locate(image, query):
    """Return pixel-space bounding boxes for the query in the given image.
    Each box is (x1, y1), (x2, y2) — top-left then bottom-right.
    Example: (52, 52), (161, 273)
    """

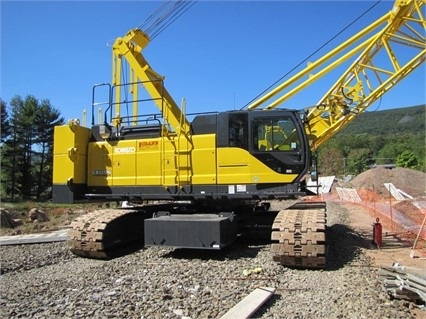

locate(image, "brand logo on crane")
(139, 140), (159, 150)
(115, 147), (136, 154)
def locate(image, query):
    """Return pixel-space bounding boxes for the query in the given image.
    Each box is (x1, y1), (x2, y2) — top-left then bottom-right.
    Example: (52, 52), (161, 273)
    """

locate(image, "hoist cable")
(150, 1), (196, 40)
(143, 1), (181, 36)
(241, 0), (383, 110)
(138, 1), (170, 31)
(138, 0), (197, 40)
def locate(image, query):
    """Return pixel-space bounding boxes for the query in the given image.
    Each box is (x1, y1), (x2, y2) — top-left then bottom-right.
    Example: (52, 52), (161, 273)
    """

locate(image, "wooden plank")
(407, 273), (426, 287)
(220, 287), (275, 319)
(0, 229), (69, 245)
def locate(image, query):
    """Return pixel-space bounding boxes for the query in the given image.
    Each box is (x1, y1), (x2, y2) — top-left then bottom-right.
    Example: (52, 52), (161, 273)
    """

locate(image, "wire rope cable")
(138, 0), (198, 40)
(241, 0), (383, 110)
(118, 0), (197, 119)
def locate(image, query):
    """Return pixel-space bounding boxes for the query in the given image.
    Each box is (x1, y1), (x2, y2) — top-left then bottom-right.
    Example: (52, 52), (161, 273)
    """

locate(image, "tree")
(33, 99), (65, 199)
(1, 95), (65, 201)
(1, 96), (25, 200)
(396, 150), (418, 169)
(1, 99), (11, 199)
(1, 99), (10, 142)
(11, 95), (39, 199)
(347, 149), (372, 175)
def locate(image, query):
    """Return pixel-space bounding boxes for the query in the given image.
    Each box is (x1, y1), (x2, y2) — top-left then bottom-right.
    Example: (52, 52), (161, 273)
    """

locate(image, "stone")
(0, 208), (17, 228)
(28, 208), (49, 222)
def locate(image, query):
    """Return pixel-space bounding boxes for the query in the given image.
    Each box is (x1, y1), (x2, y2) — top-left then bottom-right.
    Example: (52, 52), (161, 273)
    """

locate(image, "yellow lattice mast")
(247, 0), (425, 150)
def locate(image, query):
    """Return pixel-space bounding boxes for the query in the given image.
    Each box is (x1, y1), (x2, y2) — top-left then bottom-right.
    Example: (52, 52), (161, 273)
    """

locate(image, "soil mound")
(350, 167), (426, 198)
(393, 200), (425, 225)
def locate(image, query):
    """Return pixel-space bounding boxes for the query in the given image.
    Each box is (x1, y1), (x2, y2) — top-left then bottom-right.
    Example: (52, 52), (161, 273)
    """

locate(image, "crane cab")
(190, 109), (311, 198)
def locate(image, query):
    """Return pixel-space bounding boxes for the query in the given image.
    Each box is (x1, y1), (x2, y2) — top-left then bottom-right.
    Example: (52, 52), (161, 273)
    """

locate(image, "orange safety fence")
(310, 190), (426, 254)
(357, 188), (425, 241)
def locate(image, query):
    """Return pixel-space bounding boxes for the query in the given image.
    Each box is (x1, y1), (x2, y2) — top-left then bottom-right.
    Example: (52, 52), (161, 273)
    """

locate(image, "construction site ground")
(329, 167), (426, 271)
(343, 201), (426, 319)
(344, 202), (425, 270)
(324, 167), (426, 318)
(0, 167), (425, 318)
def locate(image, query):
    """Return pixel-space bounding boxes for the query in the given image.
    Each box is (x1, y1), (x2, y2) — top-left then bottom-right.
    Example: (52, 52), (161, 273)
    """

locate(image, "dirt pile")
(350, 167), (426, 198)
(346, 167), (426, 243)
(393, 200), (425, 225)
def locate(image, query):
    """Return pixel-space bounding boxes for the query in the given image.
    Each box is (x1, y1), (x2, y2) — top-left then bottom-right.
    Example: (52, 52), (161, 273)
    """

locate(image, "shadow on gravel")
(379, 232), (413, 249)
(103, 241), (145, 259)
(326, 223), (371, 270)
(351, 228), (413, 250)
(94, 227), (412, 264)
(161, 240), (265, 262)
(149, 224), (375, 270)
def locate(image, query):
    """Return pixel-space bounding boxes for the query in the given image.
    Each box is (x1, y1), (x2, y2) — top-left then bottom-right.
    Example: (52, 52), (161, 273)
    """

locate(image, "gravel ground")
(0, 202), (418, 319)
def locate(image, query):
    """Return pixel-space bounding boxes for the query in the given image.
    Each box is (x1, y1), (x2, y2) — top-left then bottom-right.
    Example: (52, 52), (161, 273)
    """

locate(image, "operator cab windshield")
(252, 117), (300, 152)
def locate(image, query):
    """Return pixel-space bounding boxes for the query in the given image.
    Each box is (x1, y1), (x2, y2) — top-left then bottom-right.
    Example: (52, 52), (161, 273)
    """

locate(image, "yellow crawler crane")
(53, 0), (425, 268)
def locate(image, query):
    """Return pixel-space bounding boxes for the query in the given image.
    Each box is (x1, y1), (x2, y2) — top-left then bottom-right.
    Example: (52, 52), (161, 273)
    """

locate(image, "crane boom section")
(112, 29), (190, 134)
(247, 11), (391, 110)
(307, 0), (425, 150)
(247, 0), (425, 150)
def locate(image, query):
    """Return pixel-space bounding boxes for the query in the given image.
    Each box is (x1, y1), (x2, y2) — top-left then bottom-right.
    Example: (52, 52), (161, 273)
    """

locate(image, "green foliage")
(1, 99), (11, 199)
(319, 105), (425, 175)
(1, 95), (65, 201)
(342, 105), (425, 135)
(1, 99), (10, 142)
(396, 150), (419, 169)
(346, 148), (372, 175)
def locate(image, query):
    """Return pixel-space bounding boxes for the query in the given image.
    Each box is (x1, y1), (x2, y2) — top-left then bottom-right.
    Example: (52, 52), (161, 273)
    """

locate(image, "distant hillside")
(319, 104), (425, 174)
(338, 104), (425, 136)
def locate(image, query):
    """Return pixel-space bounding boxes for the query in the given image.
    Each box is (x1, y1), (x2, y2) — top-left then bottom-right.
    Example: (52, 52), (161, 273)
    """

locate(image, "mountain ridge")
(338, 104), (425, 136)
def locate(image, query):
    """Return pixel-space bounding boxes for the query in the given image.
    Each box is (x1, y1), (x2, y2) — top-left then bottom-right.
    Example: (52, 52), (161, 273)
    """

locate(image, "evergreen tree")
(1, 95), (64, 201)
(9, 95), (36, 199)
(33, 99), (65, 199)
(2, 96), (24, 200)
(1, 99), (11, 199)
(1, 99), (10, 142)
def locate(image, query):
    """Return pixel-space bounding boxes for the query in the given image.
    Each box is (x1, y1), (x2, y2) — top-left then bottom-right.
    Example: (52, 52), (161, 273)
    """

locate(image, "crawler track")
(68, 202), (328, 269)
(68, 209), (146, 259)
(271, 202), (327, 269)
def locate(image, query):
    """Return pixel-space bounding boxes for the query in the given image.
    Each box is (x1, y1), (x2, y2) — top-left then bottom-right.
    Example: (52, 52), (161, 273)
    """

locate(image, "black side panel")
(91, 124), (162, 141)
(84, 183), (303, 202)
(91, 124), (110, 142)
(120, 124), (162, 139)
(216, 112), (229, 147)
(52, 184), (86, 204)
(190, 114), (218, 135)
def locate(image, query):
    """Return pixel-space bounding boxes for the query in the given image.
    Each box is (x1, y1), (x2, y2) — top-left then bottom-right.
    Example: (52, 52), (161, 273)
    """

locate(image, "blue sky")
(1, 0), (425, 124)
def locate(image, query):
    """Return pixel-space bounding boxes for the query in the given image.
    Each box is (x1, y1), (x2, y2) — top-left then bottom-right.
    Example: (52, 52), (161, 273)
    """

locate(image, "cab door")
(249, 111), (310, 179)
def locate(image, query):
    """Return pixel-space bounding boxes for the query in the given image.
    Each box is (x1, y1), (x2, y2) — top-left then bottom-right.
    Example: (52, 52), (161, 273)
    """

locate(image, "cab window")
(252, 117), (300, 151)
(228, 113), (248, 149)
